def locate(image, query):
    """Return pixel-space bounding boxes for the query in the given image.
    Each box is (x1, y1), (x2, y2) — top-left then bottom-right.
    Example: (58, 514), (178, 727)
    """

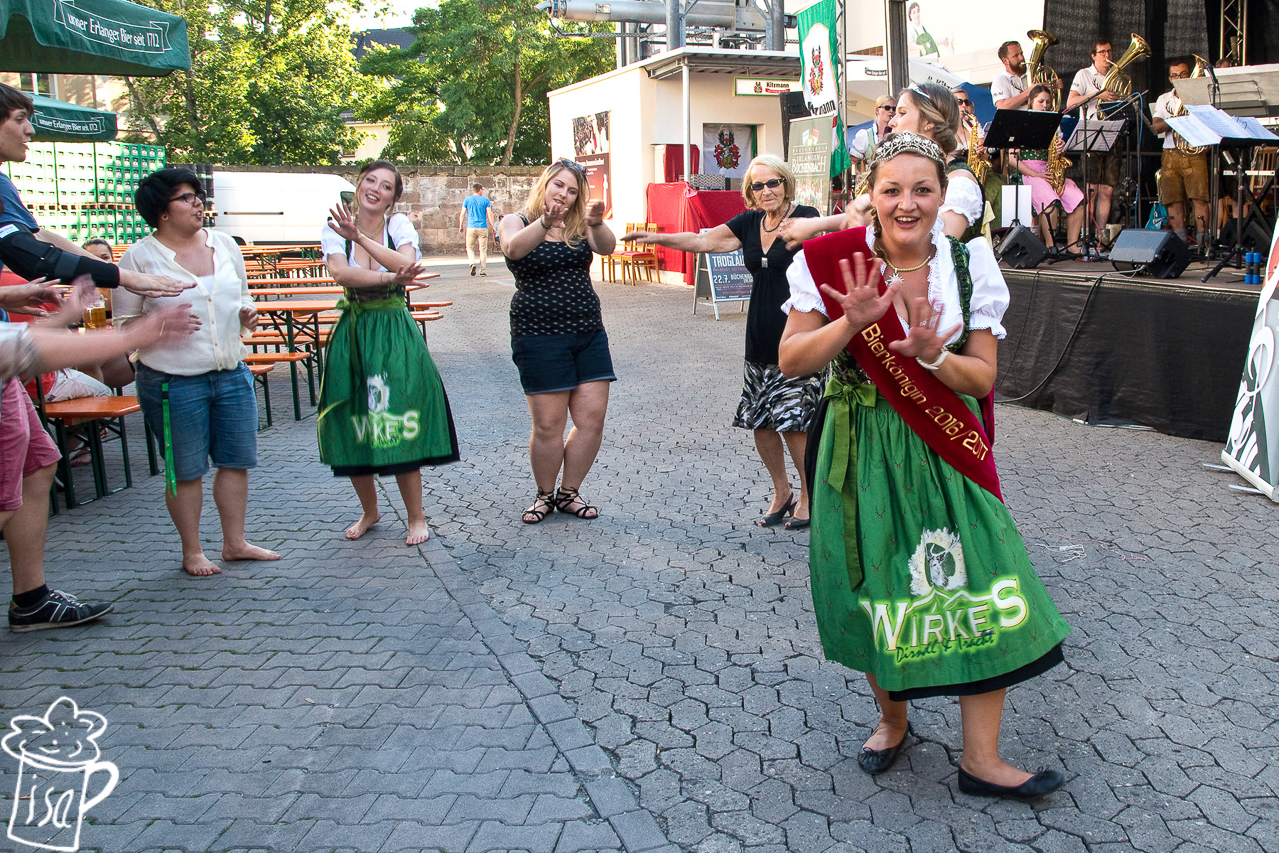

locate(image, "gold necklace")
(881, 248), (934, 286)
(357, 218), (384, 241)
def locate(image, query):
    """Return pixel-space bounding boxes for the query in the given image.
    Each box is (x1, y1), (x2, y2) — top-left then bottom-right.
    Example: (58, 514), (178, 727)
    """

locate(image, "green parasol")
(0, 0), (189, 76)
(29, 91), (116, 141)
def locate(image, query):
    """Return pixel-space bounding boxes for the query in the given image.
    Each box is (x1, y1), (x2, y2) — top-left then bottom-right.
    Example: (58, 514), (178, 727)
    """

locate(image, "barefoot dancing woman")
(117, 168), (280, 577)
(320, 160), (459, 545)
(779, 132), (1070, 799)
(499, 160), (616, 524)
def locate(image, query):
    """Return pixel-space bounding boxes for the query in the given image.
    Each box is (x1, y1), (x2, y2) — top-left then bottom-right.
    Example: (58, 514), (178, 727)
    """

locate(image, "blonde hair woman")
(499, 159), (617, 524)
(623, 154), (822, 530)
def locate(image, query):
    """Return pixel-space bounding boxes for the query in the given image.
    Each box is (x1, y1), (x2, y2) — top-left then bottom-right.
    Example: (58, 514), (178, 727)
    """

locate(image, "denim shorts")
(511, 330), (616, 395)
(135, 363), (258, 482)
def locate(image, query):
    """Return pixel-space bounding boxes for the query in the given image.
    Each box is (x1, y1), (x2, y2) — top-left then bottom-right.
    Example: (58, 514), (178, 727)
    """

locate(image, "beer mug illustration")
(3, 698), (118, 852)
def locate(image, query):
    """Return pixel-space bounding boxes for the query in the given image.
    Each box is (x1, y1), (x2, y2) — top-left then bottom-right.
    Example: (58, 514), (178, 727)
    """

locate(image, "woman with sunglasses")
(623, 155), (821, 529)
(500, 159), (616, 524)
(115, 168), (279, 577)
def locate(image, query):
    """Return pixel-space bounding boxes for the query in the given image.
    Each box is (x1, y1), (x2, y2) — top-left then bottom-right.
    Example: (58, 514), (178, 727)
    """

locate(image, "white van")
(209, 171), (355, 245)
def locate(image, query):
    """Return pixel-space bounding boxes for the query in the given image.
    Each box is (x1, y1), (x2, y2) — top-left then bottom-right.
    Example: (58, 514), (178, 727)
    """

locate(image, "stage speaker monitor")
(1109, 228), (1190, 279)
(997, 224), (1049, 269)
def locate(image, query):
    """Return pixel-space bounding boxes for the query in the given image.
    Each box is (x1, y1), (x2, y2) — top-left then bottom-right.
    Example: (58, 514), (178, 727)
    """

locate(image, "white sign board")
(1222, 227), (1279, 501)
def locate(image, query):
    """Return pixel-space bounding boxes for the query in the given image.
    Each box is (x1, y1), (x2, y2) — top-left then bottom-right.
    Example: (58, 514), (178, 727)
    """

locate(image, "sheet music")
(1166, 115), (1221, 147)
(1183, 104), (1272, 139)
(1235, 116), (1279, 141)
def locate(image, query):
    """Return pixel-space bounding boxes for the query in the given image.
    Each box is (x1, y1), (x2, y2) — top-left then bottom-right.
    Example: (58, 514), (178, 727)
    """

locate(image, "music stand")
(1062, 99), (1127, 259)
(984, 109), (1061, 234)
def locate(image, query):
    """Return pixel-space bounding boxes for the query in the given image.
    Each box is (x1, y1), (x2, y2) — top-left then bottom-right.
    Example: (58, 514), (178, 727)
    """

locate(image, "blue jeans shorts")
(511, 330), (616, 395)
(135, 363), (258, 482)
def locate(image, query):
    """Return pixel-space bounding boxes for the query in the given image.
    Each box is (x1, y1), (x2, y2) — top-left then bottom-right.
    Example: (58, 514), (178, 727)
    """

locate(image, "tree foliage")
(360, 0), (613, 166)
(124, 0), (368, 165)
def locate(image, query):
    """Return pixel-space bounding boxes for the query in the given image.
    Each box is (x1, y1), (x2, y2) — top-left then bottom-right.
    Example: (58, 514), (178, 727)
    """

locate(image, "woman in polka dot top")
(498, 160), (617, 525)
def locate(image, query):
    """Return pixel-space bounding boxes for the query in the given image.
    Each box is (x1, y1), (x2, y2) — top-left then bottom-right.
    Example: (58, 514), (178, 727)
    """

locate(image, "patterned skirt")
(732, 361), (824, 433)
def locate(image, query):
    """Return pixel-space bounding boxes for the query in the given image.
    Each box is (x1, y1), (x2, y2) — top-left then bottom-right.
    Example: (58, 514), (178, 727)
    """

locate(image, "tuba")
(1172, 55), (1210, 155)
(1026, 30), (1062, 111)
(1100, 33), (1151, 98)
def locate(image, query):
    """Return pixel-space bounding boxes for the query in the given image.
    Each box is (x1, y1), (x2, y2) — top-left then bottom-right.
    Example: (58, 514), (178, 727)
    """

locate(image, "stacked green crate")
(4, 141), (165, 246)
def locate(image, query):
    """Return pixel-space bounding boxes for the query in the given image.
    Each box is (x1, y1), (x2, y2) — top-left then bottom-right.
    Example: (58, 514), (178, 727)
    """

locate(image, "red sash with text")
(803, 227), (1003, 502)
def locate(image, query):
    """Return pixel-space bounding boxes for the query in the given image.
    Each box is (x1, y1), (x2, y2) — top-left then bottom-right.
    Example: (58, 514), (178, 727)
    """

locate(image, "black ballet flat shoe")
(957, 767), (1065, 800)
(857, 724), (911, 775)
(756, 493), (797, 527)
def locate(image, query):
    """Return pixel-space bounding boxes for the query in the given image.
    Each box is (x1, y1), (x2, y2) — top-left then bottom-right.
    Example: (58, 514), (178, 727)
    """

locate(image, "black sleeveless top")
(507, 220), (603, 336)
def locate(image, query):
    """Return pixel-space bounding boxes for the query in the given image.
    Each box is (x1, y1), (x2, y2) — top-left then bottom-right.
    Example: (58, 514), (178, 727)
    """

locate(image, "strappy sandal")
(554, 486), (598, 519)
(522, 490), (555, 524)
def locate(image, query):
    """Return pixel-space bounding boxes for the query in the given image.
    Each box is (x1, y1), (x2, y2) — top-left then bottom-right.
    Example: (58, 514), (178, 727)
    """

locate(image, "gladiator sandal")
(522, 490), (556, 525)
(554, 486), (598, 519)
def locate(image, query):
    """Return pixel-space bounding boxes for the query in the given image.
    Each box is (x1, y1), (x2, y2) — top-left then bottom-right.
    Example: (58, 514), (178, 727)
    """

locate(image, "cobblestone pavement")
(2, 257), (1277, 853)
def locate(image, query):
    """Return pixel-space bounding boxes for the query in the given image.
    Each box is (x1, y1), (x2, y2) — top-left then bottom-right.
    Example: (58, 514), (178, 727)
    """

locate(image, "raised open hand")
(326, 203), (360, 242)
(584, 199), (606, 226)
(542, 198), (569, 229)
(888, 295), (962, 361)
(0, 277), (62, 317)
(817, 253), (899, 333)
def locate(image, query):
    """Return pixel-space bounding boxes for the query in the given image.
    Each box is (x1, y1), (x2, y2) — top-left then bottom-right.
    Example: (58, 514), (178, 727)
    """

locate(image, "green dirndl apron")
(317, 293), (460, 474)
(807, 243), (1069, 699)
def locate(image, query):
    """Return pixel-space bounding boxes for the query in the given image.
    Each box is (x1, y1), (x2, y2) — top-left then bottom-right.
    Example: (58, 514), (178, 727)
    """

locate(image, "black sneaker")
(9, 590), (112, 633)
(469, 264), (477, 276)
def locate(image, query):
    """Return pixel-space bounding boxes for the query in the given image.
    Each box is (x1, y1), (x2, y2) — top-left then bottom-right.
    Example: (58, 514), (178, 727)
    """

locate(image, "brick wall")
(184, 163), (546, 254)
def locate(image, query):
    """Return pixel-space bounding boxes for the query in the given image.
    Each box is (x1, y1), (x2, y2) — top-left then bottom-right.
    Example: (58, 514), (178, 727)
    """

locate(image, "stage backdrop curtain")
(645, 183), (747, 285)
(1044, 0), (1208, 101)
(995, 272), (1252, 441)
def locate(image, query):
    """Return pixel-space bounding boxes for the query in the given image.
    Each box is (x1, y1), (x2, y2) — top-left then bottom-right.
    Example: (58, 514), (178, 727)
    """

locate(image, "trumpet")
(1100, 33), (1151, 99)
(1026, 30), (1062, 111)
(1172, 55), (1210, 156)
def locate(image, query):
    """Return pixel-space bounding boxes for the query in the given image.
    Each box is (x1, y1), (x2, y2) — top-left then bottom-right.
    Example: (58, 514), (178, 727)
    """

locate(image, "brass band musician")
(991, 41), (1031, 111)
(1008, 86), (1086, 257)
(1066, 39), (1124, 242)
(850, 94), (897, 176)
(1149, 58), (1210, 247)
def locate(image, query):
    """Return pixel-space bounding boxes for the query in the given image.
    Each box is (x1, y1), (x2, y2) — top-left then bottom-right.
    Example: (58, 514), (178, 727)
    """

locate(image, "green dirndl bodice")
(317, 293), (460, 474)
(807, 241), (1069, 697)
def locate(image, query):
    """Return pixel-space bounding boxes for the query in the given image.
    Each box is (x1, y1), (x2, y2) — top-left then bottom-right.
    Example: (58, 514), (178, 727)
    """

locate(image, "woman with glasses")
(499, 159), (616, 524)
(115, 168), (280, 577)
(623, 155), (821, 529)
(320, 159), (460, 546)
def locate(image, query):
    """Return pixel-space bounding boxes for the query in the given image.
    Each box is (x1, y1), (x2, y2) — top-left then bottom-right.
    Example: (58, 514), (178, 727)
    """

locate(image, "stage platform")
(995, 256), (1260, 442)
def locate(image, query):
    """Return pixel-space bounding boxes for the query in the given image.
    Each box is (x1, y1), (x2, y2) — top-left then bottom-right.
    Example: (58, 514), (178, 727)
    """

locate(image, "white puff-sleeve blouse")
(781, 222), (1010, 345)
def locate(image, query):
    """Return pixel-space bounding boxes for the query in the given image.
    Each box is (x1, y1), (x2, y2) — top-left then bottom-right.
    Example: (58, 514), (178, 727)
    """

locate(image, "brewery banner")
(796, 0), (850, 176)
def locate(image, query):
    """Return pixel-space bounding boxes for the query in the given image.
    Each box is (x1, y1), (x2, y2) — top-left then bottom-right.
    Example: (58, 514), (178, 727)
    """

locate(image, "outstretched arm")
(618, 222), (740, 255)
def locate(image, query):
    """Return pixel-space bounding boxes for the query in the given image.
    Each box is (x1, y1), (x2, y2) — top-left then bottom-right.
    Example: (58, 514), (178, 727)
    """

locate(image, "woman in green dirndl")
(319, 160), (459, 545)
(779, 132), (1070, 800)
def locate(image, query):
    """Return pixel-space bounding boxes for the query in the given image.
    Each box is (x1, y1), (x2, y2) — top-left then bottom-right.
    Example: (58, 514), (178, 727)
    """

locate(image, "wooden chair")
(615, 222), (660, 285)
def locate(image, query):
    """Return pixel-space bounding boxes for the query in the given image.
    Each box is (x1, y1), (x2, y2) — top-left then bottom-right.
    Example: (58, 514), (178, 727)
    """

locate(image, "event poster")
(701, 124), (754, 178)
(787, 116), (833, 214)
(572, 111), (612, 219)
(1222, 228), (1279, 501)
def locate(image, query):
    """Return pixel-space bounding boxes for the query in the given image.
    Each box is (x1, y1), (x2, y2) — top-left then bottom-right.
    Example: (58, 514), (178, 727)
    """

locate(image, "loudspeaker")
(997, 224), (1049, 269)
(1109, 228), (1191, 278)
(1219, 218), (1273, 254)
(780, 91), (811, 160)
